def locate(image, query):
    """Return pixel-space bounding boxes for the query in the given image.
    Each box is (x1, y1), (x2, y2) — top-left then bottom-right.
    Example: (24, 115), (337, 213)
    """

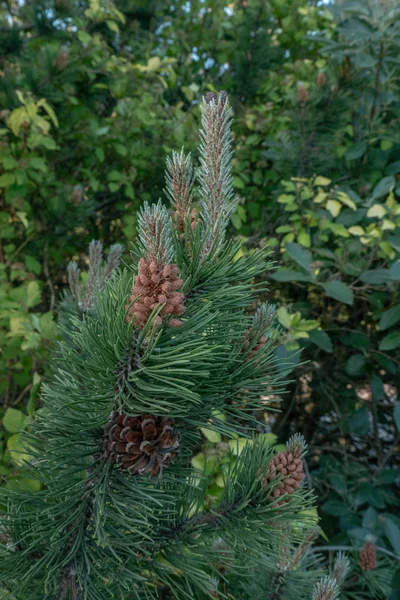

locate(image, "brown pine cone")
(260, 450), (304, 505)
(359, 540), (377, 571)
(103, 411), (180, 477)
(126, 258), (185, 328)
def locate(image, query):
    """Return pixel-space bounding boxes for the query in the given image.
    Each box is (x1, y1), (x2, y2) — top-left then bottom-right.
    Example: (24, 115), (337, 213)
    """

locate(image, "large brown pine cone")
(126, 258), (185, 328)
(103, 411), (180, 477)
(260, 450), (304, 505)
(359, 540), (377, 571)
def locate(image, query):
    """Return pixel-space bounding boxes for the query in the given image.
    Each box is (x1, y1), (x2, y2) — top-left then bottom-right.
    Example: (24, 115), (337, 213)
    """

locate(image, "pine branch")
(199, 92), (236, 256)
(137, 199), (174, 263)
(165, 149), (195, 216)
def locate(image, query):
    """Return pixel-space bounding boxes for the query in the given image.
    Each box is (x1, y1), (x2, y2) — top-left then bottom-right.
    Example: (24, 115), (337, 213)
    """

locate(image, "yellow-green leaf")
(367, 204), (387, 218)
(314, 176), (331, 186)
(326, 199), (341, 217)
(348, 226), (365, 236)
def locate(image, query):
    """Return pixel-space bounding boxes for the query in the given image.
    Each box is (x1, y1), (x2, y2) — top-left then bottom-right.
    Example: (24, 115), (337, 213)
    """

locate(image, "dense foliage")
(0, 0), (399, 597)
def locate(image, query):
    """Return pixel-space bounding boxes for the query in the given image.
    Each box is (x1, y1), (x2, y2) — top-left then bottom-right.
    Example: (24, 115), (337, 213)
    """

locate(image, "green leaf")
(308, 329), (333, 352)
(360, 269), (392, 285)
(277, 307), (292, 329)
(322, 281), (354, 305)
(345, 141), (367, 161)
(371, 175), (395, 200)
(284, 242), (313, 272)
(7, 434), (33, 466)
(380, 305), (400, 331)
(2, 408), (27, 433)
(200, 428), (222, 444)
(348, 407), (369, 436)
(323, 500), (351, 516)
(345, 354), (366, 376)
(25, 255), (41, 275)
(228, 438), (252, 456)
(394, 404), (400, 433)
(258, 433), (278, 447)
(383, 517), (400, 554)
(314, 176), (331, 186)
(0, 172), (15, 187)
(367, 204), (387, 219)
(271, 269), (314, 282)
(26, 280), (41, 308)
(379, 332), (400, 351)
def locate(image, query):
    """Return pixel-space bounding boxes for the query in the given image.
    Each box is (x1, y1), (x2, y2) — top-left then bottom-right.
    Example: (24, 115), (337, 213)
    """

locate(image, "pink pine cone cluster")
(260, 449), (304, 505)
(126, 258), (185, 328)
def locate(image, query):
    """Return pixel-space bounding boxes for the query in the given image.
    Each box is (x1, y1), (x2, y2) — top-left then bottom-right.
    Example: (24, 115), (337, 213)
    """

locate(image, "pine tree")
(0, 92), (348, 599)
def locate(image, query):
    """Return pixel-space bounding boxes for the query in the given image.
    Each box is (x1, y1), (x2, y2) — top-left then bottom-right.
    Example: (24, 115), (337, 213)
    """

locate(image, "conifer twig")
(199, 91), (236, 255)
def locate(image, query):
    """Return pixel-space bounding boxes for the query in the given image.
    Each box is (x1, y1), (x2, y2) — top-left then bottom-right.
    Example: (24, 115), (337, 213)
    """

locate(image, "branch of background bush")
(314, 546), (400, 562)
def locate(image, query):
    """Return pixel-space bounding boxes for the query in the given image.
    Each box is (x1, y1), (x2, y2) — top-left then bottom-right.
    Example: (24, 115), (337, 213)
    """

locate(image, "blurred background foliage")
(0, 0), (400, 596)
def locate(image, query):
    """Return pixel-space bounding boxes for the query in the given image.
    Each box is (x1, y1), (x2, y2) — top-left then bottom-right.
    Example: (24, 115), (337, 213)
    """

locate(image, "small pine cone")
(126, 258), (185, 328)
(103, 411), (180, 477)
(297, 82), (309, 104)
(317, 71), (327, 86)
(242, 328), (267, 359)
(359, 540), (377, 571)
(174, 207), (200, 239)
(260, 450), (304, 505)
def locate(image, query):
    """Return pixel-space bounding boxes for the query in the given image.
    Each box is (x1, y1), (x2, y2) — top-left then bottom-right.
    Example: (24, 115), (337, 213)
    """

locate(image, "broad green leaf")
(228, 437), (252, 456)
(277, 307), (292, 329)
(26, 280), (41, 308)
(200, 428), (222, 444)
(372, 175), (395, 200)
(322, 500), (351, 516)
(3, 408), (27, 433)
(7, 434), (33, 465)
(383, 517), (400, 554)
(322, 281), (354, 305)
(297, 230), (311, 248)
(348, 407), (369, 436)
(284, 242), (313, 272)
(345, 354), (366, 376)
(345, 141), (367, 161)
(360, 269), (392, 285)
(379, 332), (400, 351)
(308, 329), (333, 352)
(271, 269), (314, 282)
(380, 305), (400, 331)
(394, 403), (400, 433)
(258, 433), (277, 447)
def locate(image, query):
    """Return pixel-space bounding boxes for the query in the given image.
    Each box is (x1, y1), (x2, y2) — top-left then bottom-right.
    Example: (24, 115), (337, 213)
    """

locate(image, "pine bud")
(312, 576), (340, 600)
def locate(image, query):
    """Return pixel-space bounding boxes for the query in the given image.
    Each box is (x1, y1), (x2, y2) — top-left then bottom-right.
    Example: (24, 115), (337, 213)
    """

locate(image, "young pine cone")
(260, 448), (304, 505)
(126, 258), (185, 328)
(242, 330), (267, 360)
(103, 411), (180, 477)
(175, 207), (200, 239)
(359, 540), (377, 571)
